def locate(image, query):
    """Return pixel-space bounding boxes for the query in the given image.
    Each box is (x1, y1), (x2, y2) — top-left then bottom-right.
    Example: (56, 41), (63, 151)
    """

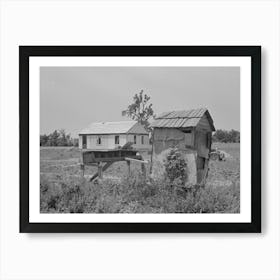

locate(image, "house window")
(133, 135), (137, 144)
(96, 136), (102, 145)
(82, 135), (87, 149)
(141, 135), (144, 145)
(115, 135), (119, 145)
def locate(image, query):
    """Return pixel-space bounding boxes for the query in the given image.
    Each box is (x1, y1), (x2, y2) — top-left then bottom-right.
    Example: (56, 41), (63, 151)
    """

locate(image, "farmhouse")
(150, 108), (215, 185)
(79, 120), (149, 150)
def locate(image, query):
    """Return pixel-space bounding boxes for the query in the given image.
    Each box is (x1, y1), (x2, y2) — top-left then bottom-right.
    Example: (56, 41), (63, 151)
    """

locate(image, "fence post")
(98, 162), (103, 179)
(80, 164), (85, 177)
(126, 160), (131, 176)
(141, 163), (146, 178)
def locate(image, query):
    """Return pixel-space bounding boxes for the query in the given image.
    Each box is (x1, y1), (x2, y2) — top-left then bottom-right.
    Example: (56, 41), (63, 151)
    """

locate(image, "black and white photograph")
(19, 46), (261, 232)
(39, 66), (240, 214)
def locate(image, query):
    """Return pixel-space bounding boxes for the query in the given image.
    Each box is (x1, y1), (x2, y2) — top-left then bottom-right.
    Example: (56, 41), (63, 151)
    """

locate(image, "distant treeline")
(40, 129), (78, 147)
(212, 129), (240, 143)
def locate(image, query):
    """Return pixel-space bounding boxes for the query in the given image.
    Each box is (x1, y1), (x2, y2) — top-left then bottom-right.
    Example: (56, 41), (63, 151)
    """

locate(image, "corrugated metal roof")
(156, 108), (207, 119)
(79, 121), (143, 135)
(151, 117), (200, 128)
(151, 107), (214, 129)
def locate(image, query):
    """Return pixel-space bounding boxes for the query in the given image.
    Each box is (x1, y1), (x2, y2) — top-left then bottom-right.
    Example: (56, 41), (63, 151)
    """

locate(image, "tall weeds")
(40, 174), (240, 214)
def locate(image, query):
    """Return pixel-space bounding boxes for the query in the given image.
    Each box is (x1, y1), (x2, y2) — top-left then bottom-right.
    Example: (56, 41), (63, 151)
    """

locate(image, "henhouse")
(79, 120), (149, 150)
(150, 108), (215, 185)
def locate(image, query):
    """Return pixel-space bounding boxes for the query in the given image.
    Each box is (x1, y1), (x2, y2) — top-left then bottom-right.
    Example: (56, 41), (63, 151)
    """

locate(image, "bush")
(213, 129), (240, 143)
(164, 147), (187, 185)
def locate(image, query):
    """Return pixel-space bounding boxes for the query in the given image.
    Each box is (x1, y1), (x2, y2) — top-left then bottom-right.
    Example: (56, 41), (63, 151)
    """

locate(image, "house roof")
(150, 108), (215, 131)
(79, 120), (149, 135)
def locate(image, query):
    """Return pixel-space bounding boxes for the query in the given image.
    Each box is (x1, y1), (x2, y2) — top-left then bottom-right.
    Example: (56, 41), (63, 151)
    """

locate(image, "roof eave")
(78, 132), (149, 135)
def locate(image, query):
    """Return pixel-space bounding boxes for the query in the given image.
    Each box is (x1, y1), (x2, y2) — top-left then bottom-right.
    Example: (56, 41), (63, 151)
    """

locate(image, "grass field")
(40, 143), (240, 213)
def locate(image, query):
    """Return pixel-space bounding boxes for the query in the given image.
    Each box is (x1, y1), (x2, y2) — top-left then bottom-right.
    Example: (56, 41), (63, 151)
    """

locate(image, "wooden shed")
(150, 108), (215, 186)
(79, 121), (150, 151)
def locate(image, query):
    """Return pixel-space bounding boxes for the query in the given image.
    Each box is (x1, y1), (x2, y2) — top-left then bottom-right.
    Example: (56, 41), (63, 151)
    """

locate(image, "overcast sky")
(40, 66), (240, 137)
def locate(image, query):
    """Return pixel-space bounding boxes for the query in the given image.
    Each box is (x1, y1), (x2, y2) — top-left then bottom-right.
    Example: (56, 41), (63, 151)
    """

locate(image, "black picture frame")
(20, 46), (261, 233)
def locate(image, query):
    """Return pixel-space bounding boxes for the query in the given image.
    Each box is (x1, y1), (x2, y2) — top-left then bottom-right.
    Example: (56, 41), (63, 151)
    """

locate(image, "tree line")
(40, 129), (78, 147)
(40, 127), (239, 147)
(212, 129), (240, 143)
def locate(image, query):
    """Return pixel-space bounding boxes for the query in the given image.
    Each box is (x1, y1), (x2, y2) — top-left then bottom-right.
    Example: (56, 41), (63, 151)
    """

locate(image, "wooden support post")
(201, 159), (209, 187)
(126, 160), (131, 176)
(98, 162), (103, 179)
(89, 161), (113, 182)
(150, 131), (154, 175)
(80, 164), (85, 177)
(141, 163), (146, 178)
